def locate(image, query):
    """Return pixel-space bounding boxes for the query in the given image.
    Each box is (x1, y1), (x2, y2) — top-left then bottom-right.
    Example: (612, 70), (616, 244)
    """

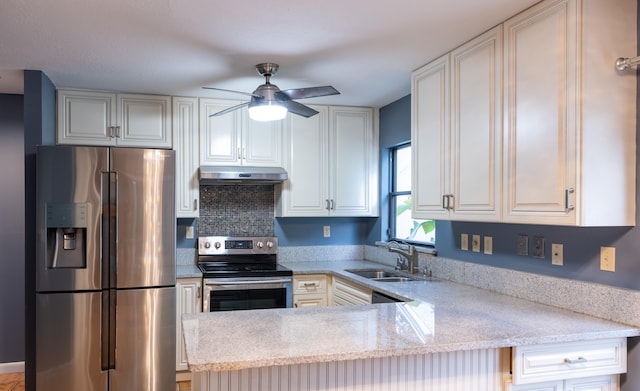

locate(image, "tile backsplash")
(197, 185), (275, 236)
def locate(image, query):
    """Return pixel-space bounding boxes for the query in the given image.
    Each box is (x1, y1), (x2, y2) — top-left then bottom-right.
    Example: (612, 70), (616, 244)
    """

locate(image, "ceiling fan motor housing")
(256, 63), (279, 77)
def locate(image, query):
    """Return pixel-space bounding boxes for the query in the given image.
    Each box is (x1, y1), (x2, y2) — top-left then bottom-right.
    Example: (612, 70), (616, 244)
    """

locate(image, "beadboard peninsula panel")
(194, 348), (504, 391)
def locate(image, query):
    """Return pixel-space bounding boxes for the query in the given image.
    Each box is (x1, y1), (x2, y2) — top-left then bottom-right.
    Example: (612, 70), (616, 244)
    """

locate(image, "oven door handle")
(205, 278), (292, 286)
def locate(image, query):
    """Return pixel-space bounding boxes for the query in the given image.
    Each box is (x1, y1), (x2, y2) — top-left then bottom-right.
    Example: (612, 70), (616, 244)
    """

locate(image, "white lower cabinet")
(564, 376), (619, 391)
(176, 277), (202, 372)
(508, 338), (626, 391)
(506, 375), (618, 391)
(292, 274), (328, 308)
(331, 277), (371, 306)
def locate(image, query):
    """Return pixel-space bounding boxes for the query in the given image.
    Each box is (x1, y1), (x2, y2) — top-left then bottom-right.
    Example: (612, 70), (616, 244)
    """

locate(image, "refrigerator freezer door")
(110, 287), (176, 391)
(36, 146), (108, 292)
(35, 292), (107, 391)
(110, 148), (176, 289)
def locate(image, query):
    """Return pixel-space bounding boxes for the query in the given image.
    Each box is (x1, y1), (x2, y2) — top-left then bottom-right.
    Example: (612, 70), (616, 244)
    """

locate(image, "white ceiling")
(0, 0), (540, 108)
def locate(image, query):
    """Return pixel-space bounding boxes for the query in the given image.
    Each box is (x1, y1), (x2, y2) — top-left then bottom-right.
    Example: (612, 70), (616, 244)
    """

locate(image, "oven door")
(203, 277), (292, 312)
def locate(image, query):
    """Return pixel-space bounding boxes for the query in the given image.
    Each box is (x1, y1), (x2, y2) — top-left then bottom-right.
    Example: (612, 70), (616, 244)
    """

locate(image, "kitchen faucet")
(387, 241), (419, 274)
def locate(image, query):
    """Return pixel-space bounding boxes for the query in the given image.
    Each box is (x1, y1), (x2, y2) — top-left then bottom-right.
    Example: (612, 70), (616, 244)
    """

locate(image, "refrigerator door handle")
(101, 290), (117, 370)
(102, 171), (118, 290)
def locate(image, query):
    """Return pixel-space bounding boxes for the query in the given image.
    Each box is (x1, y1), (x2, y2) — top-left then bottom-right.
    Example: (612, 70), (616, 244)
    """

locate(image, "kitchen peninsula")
(182, 261), (640, 391)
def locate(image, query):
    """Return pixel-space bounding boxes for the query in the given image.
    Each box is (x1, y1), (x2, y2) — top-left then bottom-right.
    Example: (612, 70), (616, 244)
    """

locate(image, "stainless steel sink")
(344, 269), (418, 282)
(373, 277), (413, 282)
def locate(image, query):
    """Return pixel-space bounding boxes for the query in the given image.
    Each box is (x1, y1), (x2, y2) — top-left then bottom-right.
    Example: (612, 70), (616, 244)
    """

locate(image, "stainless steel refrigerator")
(35, 146), (176, 391)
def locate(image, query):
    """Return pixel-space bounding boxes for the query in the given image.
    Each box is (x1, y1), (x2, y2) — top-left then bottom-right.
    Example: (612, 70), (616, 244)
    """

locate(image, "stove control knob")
(204, 242), (211, 249)
(214, 241), (221, 249)
(256, 241), (264, 249)
(266, 241), (274, 248)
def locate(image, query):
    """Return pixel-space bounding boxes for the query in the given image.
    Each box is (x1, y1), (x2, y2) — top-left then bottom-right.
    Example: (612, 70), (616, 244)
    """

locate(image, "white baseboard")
(0, 361), (24, 374)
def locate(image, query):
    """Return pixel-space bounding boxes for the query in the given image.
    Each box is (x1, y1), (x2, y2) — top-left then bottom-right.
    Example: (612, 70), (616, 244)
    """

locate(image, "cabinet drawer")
(512, 338), (626, 385)
(293, 275), (327, 294)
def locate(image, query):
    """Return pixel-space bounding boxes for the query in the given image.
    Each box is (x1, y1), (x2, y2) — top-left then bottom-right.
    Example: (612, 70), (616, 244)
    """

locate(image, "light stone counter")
(182, 260), (640, 373)
(176, 264), (201, 279)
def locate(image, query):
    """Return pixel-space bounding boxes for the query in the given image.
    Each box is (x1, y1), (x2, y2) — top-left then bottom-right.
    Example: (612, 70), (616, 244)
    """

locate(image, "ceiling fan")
(203, 63), (340, 121)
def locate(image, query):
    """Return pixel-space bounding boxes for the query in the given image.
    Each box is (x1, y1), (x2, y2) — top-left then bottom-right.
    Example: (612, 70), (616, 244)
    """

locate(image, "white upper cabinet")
(503, 0), (636, 226)
(412, 0), (636, 226)
(173, 97), (200, 218)
(57, 89), (172, 148)
(199, 98), (283, 167)
(412, 26), (502, 222)
(277, 105), (378, 217)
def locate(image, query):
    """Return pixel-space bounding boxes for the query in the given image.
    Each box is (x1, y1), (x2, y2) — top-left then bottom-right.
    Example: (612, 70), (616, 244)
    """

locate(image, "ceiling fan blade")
(283, 100), (320, 118)
(209, 102), (250, 117)
(202, 86), (262, 98)
(277, 86), (340, 100)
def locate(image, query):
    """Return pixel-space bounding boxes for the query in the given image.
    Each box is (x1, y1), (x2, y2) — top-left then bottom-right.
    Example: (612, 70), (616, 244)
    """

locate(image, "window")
(389, 143), (435, 244)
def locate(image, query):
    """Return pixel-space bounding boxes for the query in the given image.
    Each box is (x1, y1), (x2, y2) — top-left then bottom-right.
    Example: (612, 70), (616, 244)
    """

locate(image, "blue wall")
(0, 94), (25, 363)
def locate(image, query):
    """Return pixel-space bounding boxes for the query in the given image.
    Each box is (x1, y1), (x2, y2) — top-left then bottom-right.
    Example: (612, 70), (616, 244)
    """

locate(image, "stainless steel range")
(198, 236), (292, 312)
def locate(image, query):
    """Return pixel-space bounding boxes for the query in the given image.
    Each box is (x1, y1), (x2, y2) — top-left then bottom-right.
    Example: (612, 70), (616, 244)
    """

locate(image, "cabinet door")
(278, 106), (330, 216)
(176, 278), (202, 371)
(565, 375), (618, 391)
(57, 89), (116, 145)
(506, 380), (563, 391)
(199, 99), (242, 165)
(117, 94), (172, 148)
(329, 106), (377, 216)
(503, 0), (577, 224)
(332, 277), (371, 305)
(450, 26), (502, 221)
(411, 54), (450, 219)
(242, 108), (284, 167)
(173, 97), (200, 218)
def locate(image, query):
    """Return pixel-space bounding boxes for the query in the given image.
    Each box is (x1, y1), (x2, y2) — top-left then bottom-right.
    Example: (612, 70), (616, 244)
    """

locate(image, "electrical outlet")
(472, 235), (481, 252)
(484, 236), (493, 255)
(551, 243), (563, 266)
(533, 236), (545, 258)
(600, 246), (616, 272)
(461, 233), (469, 251)
(323, 225), (331, 238)
(517, 234), (528, 256)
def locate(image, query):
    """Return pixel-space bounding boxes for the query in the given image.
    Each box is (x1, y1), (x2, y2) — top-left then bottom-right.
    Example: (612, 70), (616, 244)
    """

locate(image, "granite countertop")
(182, 260), (640, 373)
(176, 264), (201, 278)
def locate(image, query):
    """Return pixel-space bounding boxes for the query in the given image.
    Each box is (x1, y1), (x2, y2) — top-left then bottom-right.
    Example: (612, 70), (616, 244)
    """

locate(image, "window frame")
(388, 142), (435, 246)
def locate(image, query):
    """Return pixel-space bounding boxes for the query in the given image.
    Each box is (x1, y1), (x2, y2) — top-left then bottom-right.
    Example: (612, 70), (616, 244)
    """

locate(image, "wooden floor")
(0, 372), (189, 391)
(0, 372), (24, 391)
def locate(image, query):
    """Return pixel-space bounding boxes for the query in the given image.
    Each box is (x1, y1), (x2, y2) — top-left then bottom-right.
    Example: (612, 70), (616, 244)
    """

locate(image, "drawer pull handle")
(303, 283), (317, 287)
(564, 357), (587, 364)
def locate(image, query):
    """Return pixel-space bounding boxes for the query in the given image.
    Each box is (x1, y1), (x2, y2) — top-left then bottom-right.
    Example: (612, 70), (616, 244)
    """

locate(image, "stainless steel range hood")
(199, 165), (288, 184)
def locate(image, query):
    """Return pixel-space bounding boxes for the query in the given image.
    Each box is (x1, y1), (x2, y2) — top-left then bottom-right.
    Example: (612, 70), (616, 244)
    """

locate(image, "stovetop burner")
(197, 262), (292, 278)
(197, 236), (291, 278)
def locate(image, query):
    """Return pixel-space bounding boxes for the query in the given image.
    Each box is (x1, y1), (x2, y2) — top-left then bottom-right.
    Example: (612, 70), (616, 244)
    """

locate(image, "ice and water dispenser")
(46, 203), (88, 268)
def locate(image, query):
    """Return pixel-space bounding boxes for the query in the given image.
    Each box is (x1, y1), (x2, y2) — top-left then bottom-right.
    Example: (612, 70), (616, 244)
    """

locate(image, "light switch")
(600, 246), (615, 272)
(484, 236), (493, 255)
(461, 233), (469, 251)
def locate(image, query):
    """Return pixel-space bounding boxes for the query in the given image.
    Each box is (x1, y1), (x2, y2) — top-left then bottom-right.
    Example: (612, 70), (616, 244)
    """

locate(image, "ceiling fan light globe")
(248, 103), (287, 121)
